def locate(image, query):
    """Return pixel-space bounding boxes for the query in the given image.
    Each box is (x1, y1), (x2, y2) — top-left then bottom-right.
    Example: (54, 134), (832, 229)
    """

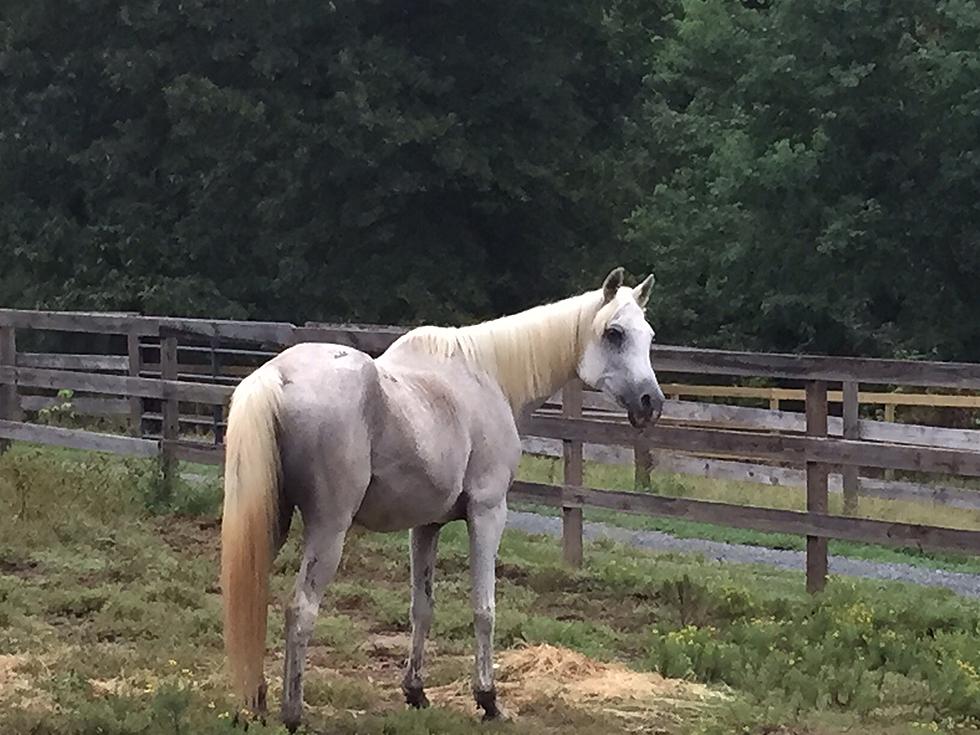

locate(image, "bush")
(644, 581), (980, 721)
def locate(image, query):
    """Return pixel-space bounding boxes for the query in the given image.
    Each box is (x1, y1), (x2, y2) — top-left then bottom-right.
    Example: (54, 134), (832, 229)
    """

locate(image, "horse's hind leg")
(281, 516), (348, 731)
(401, 523), (441, 708)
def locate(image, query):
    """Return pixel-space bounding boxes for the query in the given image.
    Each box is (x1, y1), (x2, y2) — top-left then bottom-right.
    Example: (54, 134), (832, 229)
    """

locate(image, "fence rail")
(662, 383), (980, 410)
(3, 308), (980, 593)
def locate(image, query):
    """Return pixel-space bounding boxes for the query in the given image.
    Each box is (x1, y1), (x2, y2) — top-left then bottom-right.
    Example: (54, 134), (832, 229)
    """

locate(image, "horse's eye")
(604, 326), (624, 347)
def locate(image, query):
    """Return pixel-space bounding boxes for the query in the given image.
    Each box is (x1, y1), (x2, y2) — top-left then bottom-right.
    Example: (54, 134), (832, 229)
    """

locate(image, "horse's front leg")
(281, 520), (347, 731)
(467, 499), (511, 721)
(402, 523), (441, 708)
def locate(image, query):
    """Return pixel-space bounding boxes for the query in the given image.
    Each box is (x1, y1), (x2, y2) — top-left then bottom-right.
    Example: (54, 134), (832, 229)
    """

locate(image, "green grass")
(2, 447), (980, 733)
(517, 455), (980, 575)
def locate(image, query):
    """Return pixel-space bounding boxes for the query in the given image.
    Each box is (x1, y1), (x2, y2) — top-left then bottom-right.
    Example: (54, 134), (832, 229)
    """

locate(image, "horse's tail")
(220, 366), (284, 703)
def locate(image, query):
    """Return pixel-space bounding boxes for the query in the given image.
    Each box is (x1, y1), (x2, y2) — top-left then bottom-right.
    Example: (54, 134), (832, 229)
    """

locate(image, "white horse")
(220, 267), (665, 729)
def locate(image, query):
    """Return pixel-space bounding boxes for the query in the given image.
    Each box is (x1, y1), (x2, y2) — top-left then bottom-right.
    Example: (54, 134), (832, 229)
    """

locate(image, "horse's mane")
(389, 288), (632, 410)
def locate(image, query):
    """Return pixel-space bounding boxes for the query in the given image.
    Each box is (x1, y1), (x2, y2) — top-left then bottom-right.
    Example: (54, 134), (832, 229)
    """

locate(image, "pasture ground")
(1, 447), (980, 734)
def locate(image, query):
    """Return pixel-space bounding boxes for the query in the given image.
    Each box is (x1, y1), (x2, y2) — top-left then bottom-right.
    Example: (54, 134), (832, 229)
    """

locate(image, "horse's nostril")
(640, 394), (652, 410)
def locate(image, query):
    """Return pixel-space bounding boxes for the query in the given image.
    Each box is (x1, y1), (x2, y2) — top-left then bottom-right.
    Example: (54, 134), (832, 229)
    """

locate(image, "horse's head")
(578, 267), (665, 429)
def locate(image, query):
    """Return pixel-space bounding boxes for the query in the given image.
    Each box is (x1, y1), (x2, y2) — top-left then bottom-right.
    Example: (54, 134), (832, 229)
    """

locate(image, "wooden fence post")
(842, 381), (860, 514)
(0, 326), (18, 454)
(634, 441), (652, 491)
(127, 329), (143, 437)
(883, 402), (896, 480)
(210, 336), (225, 446)
(562, 379), (584, 567)
(805, 380), (829, 593)
(160, 335), (179, 497)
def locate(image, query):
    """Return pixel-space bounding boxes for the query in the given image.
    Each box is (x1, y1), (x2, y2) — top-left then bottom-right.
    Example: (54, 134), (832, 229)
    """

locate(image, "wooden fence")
(661, 382), (980, 412)
(3, 309), (980, 593)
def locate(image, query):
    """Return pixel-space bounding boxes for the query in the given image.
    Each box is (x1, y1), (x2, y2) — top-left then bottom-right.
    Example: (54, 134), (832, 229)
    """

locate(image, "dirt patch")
(366, 632), (412, 656)
(495, 562), (530, 585)
(152, 517), (220, 559)
(305, 634), (415, 684)
(0, 558), (40, 578)
(361, 633), (417, 675)
(428, 643), (728, 731)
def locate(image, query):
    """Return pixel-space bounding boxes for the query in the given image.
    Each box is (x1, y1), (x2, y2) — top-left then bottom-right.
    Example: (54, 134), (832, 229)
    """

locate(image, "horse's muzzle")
(626, 391), (664, 429)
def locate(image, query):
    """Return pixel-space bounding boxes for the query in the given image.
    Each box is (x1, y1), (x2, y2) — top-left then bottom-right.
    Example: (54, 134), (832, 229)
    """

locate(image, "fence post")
(805, 380), (829, 593)
(634, 440), (652, 491)
(842, 381), (860, 514)
(0, 326), (18, 454)
(160, 335), (179, 498)
(211, 337), (225, 446)
(127, 329), (143, 437)
(210, 336), (225, 446)
(562, 379), (584, 567)
(883, 403), (896, 480)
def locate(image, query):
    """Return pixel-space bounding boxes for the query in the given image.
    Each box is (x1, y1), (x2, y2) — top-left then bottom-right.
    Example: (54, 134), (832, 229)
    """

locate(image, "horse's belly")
(353, 471), (464, 532)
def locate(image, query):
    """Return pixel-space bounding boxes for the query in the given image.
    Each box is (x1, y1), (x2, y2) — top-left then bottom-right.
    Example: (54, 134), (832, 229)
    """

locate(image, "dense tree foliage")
(626, 0), (980, 359)
(0, 0), (656, 323)
(3, 0), (980, 359)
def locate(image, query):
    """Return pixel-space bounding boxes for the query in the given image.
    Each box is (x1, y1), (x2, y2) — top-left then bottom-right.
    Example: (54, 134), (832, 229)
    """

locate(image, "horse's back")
(272, 342), (380, 424)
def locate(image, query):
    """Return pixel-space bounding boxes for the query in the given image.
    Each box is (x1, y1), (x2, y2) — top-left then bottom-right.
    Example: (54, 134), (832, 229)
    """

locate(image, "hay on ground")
(0, 654), (53, 711)
(427, 643), (728, 729)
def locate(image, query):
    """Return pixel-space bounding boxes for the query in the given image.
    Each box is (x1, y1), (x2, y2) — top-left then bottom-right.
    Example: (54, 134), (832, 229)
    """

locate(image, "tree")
(627, 0), (980, 360)
(0, 0), (654, 324)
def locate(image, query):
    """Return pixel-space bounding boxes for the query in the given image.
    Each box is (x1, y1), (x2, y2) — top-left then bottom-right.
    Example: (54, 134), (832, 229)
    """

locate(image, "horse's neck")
(460, 292), (599, 414)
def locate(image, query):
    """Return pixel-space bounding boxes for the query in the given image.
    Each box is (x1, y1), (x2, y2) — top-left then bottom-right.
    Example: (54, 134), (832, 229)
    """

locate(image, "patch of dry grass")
(428, 643), (730, 732)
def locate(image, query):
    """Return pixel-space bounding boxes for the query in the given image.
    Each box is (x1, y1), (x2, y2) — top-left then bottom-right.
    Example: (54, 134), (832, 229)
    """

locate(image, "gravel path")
(506, 510), (980, 599)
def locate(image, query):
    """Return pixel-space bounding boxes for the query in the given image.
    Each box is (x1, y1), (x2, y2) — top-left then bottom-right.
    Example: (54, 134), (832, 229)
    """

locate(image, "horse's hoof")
(482, 706), (513, 723)
(231, 710), (266, 730)
(281, 705), (302, 733)
(475, 688), (512, 722)
(403, 685), (430, 709)
(230, 683), (268, 730)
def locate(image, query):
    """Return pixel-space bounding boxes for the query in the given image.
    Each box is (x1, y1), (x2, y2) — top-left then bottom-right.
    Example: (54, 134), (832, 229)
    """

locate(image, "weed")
(34, 389), (79, 429)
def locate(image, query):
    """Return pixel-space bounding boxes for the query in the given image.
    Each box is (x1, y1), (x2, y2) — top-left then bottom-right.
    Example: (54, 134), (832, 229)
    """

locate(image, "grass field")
(3, 447), (980, 734)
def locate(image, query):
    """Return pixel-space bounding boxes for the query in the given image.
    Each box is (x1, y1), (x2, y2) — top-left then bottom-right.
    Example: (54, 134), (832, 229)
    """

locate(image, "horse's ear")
(602, 267), (625, 303)
(633, 274), (655, 308)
